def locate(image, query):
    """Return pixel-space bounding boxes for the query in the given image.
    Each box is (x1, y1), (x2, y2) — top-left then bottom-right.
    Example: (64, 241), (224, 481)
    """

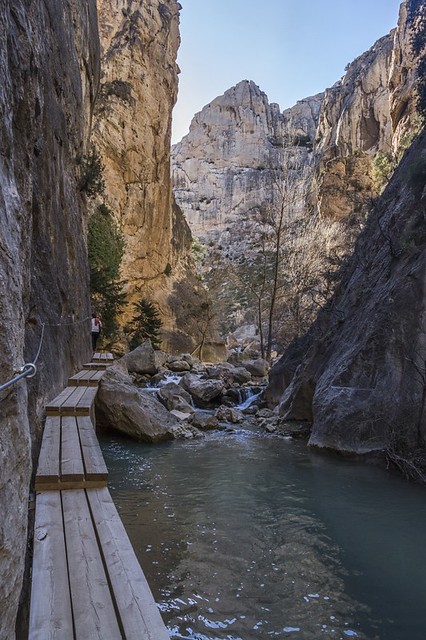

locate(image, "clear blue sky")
(172, 0), (403, 143)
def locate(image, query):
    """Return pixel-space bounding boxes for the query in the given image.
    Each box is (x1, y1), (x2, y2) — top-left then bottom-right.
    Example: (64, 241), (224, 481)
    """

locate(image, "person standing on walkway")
(91, 313), (102, 351)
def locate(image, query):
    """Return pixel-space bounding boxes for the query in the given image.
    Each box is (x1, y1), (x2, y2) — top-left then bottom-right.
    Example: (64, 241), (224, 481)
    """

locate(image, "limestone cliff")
(314, 2), (420, 223)
(171, 1), (421, 347)
(94, 0), (194, 338)
(0, 1), (99, 636)
(172, 80), (322, 256)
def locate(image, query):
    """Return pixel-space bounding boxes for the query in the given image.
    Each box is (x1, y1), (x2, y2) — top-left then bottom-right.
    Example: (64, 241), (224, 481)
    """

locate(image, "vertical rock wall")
(94, 0), (191, 332)
(265, 1), (426, 459)
(0, 2), (99, 636)
(172, 80), (323, 256)
(172, 3), (420, 250)
(268, 132), (426, 456)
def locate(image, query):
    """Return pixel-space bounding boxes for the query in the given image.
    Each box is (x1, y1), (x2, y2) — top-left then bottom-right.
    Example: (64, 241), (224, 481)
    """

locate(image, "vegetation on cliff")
(88, 204), (126, 340)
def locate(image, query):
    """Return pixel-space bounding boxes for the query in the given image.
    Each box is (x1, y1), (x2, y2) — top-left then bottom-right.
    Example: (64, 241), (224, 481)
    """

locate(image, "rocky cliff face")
(267, 131), (426, 460)
(172, 80), (323, 256)
(314, 2), (420, 223)
(0, 1), (99, 636)
(94, 0), (194, 337)
(172, 2), (420, 257)
(265, 1), (426, 463)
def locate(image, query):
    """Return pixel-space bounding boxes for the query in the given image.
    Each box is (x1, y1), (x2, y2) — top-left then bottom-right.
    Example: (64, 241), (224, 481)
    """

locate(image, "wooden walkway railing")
(29, 352), (169, 640)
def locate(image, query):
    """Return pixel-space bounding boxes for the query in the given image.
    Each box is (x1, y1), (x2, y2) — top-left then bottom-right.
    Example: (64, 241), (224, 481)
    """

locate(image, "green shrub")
(77, 149), (105, 197)
(372, 152), (397, 192)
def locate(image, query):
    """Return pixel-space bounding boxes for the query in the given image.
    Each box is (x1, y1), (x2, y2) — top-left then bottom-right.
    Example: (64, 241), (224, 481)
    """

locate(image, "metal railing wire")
(0, 315), (91, 394)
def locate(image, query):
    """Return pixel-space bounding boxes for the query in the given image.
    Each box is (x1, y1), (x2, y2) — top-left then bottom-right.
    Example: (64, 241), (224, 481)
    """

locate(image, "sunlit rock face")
(172, 80), (323, 257)
(0, 1), (99, 636)
(172, 4), (420, 250)
(315, 2), (421, 223)
(314, 33), (395, 221)
(94, 0), (194, 333)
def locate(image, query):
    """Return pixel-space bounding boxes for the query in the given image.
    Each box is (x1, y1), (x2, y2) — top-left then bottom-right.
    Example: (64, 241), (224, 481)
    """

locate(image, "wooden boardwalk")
(29, 352), (169, 640)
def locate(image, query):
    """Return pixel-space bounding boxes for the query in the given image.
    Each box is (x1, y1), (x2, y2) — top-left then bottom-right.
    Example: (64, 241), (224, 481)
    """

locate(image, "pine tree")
(88, 204), (126, 340)
(128, 299), (163, 350)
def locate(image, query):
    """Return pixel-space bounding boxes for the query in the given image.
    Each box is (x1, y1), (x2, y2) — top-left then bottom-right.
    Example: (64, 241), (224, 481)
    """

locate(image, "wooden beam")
(29, 491), (73, 639)
(61, 416), (85, 483)
(87, 488), (169, 640)
(35, 417), (61, 489)
(62, 490), (122, 639)
(77, 416), (108, 483)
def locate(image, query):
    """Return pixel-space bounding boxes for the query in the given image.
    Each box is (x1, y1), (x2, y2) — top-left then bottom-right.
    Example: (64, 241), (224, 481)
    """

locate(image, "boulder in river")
(96, 365), (177, 442)
(167, 359), (192, 372)
(242, 358), (270, 378)
(157, 382), (195, 414)
(179, 373), (224, 406)
(120, 340), (157, 375)
(215, 406), (244, 424)
(189, 411), (220, 430)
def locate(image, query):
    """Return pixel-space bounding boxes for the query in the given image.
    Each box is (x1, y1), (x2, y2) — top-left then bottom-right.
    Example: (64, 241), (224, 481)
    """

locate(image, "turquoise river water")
(100, 424), (426, 640)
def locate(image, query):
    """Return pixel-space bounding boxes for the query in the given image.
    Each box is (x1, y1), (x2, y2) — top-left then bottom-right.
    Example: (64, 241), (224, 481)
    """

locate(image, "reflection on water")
(100, 427), (426, 640)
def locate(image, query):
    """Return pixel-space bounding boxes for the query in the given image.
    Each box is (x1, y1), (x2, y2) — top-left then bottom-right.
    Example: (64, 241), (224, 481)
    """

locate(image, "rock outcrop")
(94, 0), (197, 342)
(171, 1), (422, 354)
(172, 80), (322, 257)
(267, 130), (426, 456)
(173, 5), (421, 249)
(96, 366), (178, 442)
(0, 1), (99, 636)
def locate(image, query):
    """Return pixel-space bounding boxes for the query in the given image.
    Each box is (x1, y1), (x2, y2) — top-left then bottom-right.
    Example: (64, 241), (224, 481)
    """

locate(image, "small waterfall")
(145, 372), (183, 392)
(236, 388), (262, 410)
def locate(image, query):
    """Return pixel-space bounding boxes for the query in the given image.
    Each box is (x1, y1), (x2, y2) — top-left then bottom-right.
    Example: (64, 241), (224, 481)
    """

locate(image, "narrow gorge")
(0, 0), (425, 638)
(171, 0), (425, 465)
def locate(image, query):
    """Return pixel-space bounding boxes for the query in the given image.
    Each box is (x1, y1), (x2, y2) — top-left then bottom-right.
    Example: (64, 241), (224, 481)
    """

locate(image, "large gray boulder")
(157, 382), (195, 414)
(96, 366), (178, 442)
(242, 358), (270, 377)
(189, 411), (220, 430)
(166, 359), (192, 372)
(179, 373), (224, 405)
(120, 340), (157, 375)
(215, 406), (244, 424)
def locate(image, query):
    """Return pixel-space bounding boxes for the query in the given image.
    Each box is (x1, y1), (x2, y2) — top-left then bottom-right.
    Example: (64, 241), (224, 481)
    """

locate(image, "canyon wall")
(0, 1), (99, 636)
(268, 131), (426, 457)
(172, 80), (323, 258)
(265, 0), (426, 461)
(172, 3), (420, 260)
(94, 0), (195, 339)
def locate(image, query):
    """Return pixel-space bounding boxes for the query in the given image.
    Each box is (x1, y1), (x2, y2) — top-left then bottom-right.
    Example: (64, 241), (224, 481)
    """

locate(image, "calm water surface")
(100, 425), (426, 640)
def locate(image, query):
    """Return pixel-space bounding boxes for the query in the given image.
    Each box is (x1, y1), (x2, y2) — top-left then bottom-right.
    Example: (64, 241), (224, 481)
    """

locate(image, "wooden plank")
(77, 416), (108, 483)
(69, 370), (95, 386)
(35, 417), (61, 488)
(92, 352), (113, 363)
(83, 362), (110, 370)
(62, 490), (122, 639)
(61, 416), (85, 483)
(45, 387), (76, 415)
(60, 386), (87, 414)
(68, 370), (90, 385)
(75, 387), (97, 416)
(91, 370), (105, 383)
(29, 492), (73, 639)
(87, 488), (169, 640)
(69, 370), (102, 387)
